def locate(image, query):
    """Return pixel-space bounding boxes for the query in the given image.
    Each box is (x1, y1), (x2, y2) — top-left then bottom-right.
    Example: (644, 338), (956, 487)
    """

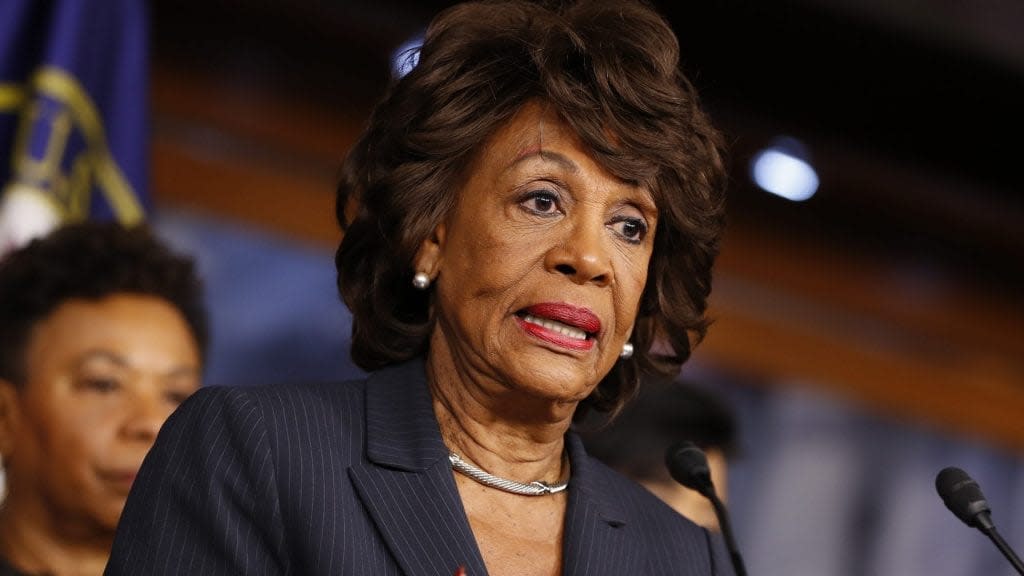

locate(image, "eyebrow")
(163, 366), (200, 380)
(508, 149), (579, 174)
(508, 148), (658, 213)
(74, 350), (200, 378)
(75, 350), (130, 369)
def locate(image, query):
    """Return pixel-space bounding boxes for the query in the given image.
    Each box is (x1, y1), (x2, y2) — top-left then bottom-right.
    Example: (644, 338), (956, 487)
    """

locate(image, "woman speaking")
(108, 0), (729, 574)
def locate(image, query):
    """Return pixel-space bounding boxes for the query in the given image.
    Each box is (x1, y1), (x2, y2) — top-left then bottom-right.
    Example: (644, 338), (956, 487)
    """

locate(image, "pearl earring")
(412, 272), (431, 290)
(620, 342), (634, 359)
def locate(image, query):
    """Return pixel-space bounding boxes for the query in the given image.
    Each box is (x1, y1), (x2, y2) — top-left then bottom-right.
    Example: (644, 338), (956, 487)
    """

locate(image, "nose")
(121, 389), (169, 444)
(544, 218), (613, 286)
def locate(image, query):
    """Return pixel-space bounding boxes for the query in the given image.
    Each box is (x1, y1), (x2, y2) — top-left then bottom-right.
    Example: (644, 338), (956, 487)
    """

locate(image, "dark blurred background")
(149, 0), (1024, 442)
(143, 2), (1023, 574)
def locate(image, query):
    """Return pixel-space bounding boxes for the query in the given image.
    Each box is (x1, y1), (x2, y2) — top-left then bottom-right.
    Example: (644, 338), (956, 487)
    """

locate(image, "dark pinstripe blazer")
(106, 359), (732, 575)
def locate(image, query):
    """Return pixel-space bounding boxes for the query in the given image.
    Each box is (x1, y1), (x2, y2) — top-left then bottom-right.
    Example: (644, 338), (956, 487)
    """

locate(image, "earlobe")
(413, 222), (446, 279)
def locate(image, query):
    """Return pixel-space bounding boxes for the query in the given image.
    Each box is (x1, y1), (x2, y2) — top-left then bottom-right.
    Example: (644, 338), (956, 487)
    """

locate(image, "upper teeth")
(522, 314), (588, 340)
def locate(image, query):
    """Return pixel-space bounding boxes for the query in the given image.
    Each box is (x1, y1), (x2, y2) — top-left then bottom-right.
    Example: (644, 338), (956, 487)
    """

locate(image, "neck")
(0, 496), (113, 576)
(426, 336), (576, 486)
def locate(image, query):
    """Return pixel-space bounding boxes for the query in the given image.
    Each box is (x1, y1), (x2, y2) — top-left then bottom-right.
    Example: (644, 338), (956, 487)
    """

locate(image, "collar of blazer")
(351, 358), (636, 575)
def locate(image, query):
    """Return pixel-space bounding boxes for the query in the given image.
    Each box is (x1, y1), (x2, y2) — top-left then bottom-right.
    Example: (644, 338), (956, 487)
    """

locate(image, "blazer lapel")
(561, 434), (643, 576)
(349, 361), (488, 576)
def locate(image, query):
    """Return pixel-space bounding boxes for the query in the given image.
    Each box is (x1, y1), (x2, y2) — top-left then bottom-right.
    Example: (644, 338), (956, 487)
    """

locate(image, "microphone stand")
(666, 442), (748, 576)
(706, 490), (748, 576)
(980, 524), (1024, 575)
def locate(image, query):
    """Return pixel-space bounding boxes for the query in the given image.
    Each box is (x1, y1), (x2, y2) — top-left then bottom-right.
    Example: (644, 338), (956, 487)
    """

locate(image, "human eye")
(164, 389), (194, 407)
(163, 374), (199, 407)
(608, 216), (649, 244)
(75, 374), (123, 394)
(518, 189), (562, 216)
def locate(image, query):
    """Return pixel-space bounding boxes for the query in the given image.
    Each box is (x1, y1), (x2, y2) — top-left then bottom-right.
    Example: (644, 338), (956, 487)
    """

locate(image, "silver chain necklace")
(448, 453), (569, 496)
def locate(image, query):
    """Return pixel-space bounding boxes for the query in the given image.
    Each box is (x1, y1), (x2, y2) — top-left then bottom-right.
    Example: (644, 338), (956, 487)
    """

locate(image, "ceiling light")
(750, 137), (819, 202)
(391, 35), (424, 79)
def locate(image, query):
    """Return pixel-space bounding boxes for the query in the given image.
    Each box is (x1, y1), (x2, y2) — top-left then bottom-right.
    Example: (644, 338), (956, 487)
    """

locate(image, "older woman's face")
(422, 102), (656, 403)
(0, 294), (200, 532)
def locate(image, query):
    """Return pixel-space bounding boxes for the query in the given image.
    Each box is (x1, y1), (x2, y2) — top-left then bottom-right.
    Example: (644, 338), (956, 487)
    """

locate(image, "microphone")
(666, 441), (748, 576)
(935, 466), (1024, 575)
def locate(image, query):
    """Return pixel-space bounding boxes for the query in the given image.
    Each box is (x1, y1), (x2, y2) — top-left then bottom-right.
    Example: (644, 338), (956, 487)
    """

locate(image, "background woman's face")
(424, 102), (657, 405)
(0, 294), (200, 532)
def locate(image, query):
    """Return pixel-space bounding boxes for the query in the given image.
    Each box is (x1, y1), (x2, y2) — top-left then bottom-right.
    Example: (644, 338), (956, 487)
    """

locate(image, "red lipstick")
(523, 303), (601, 333)
(516, 302), (600, 351)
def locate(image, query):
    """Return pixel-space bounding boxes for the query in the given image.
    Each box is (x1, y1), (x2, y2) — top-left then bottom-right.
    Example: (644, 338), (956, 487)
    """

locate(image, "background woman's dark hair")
(0, 221), (208, 386)
(578, 378), (739, 480)
(336, 0), (727, 415)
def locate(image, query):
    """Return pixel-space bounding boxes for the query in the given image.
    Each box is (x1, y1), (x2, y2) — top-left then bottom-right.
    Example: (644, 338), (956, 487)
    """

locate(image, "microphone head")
(936, 466), (992, 529)
(665, 441), (714, 497)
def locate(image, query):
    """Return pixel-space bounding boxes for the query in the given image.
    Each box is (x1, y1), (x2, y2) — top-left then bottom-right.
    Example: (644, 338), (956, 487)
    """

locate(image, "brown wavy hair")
(336, 0), (726, 415)
(0, 221), (207, 386)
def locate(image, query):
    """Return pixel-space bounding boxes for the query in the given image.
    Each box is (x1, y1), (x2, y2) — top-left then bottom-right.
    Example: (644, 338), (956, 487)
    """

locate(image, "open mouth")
(515, 303), (600, 351)
(517, 312), (591, 341)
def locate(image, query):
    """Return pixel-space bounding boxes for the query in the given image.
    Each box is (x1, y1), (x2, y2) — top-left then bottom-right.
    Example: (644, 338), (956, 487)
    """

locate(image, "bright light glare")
(750, 148), (819, 201)
(391, 36), (424, 79)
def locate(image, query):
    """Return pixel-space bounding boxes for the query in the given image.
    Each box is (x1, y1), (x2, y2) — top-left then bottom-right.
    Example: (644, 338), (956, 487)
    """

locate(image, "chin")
(98, 513), (123, 534)
(91, 500), (128, 533)
(511, 354), (602, 402)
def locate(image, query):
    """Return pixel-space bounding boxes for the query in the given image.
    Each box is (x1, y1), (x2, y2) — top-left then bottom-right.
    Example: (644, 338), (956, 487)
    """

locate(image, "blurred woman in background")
(580, 379), (739, 531)
(0, 222), (206, 576)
